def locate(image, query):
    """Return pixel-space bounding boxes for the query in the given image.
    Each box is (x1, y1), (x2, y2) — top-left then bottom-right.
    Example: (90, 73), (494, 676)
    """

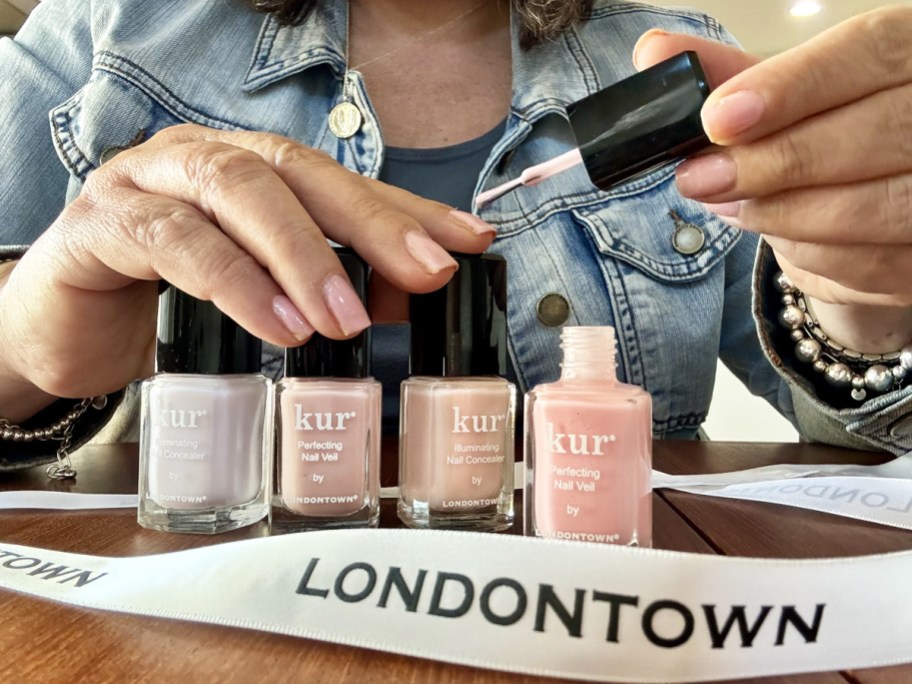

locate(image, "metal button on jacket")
(672, 222), (706, 255)
(889, 416), (912, 439)
(99, 146), (130, 165)
(99, 129), (147, 165)
(669, 209), (706, 255)
(537, 293), (570, 327)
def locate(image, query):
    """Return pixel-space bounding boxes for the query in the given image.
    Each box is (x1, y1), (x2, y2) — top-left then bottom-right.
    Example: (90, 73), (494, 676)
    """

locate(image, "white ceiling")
(0, 2), (26, 35)
(1, 0), (910, 54)
(651, 0), (912, 56)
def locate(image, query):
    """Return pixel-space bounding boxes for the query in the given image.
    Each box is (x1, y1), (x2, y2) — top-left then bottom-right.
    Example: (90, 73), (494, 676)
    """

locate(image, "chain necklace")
(329, 0), (488, 139)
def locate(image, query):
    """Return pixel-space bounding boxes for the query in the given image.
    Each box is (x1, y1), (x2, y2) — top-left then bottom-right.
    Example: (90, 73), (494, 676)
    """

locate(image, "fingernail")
(702, 201), (744, 229)
(322, 274), (371, 336)
(449, 210), (497, 237)
(702, 201), (742, 218)
(676, 153), (737, 198)
(632, 29), (668, 70)
(272, 295), (314, 341)
(404, 231), (459, 275)
(702, 90), (766, 142)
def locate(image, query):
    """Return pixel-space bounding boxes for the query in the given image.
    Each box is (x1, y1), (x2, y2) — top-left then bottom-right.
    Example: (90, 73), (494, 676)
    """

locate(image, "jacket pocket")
(570, 167), (740, 283)
(50, 52), (244, 183)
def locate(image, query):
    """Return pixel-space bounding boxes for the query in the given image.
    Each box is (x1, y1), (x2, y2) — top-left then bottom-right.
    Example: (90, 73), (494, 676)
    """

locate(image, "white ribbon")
(653, 454), (912, 531)
(0, 491), (138, 510)
(3, 457), (912, 679)
(0, 529), (911, 682)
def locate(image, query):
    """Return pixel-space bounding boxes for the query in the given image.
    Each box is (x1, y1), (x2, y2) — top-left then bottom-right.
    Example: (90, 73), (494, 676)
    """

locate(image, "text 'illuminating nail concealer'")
(139, 287), (270, 534)
(399, 253), (515, 532)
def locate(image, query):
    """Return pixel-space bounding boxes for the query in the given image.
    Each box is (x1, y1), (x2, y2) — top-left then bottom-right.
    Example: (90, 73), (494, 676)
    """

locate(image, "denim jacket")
(2, 0), (912, 458)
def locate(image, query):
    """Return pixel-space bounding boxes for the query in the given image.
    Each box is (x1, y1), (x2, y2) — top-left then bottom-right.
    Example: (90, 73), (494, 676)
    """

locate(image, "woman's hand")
(634, 7), (912, 351)
(0, 124), (495, 418)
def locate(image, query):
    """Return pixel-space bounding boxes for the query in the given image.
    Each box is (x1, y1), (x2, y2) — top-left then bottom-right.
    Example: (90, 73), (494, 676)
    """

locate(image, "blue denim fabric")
(2, 0), (911, 450)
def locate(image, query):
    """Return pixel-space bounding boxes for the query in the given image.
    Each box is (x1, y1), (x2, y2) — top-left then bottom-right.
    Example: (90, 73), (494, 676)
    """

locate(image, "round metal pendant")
(329, 101), (363, 139)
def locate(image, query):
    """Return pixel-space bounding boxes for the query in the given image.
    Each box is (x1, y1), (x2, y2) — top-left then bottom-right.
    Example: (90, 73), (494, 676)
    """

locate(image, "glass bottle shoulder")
(527, 378), (650, 406)
(403, 376), (515, 391)
(144, 373), (270, 390)
(278, 376), (380, 397)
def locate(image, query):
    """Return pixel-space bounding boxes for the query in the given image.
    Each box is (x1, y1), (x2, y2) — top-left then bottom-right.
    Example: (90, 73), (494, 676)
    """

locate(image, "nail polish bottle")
(399, 253), (516, 531)
(138, 287), (271, 534)
(525, 326), (652, 546)
(271, 250), (380, 532)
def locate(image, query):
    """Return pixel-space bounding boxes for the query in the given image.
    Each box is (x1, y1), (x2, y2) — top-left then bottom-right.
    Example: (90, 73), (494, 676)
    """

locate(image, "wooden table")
(0, 440), (909, 684)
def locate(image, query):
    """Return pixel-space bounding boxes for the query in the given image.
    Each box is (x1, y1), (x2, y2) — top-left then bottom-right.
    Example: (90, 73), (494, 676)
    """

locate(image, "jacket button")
(537, 293), (570, 327)
(99, 146), (129, 165)
(889, 416), (912, 439)
(672, 223), (706, 255)
(99, 129), (147, 165)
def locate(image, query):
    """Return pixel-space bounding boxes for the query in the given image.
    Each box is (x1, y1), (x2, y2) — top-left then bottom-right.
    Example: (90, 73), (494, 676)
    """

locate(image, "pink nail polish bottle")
(138, 287), (271, 534)
(271, 250), (380, 532)
(525, 326), (652, 546)
(399, 254), (516, 532)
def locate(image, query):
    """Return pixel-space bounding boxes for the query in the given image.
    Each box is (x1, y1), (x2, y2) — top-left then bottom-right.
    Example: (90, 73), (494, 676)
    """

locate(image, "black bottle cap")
(156, 287), (262, 375)
(285, 248), (371, 378)
(567, 51), (711, 191)
(410, 253), (507, 377)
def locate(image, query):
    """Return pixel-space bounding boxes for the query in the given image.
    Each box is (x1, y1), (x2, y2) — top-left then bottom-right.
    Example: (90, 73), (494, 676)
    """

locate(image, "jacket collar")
(243, 0), (348, 92)
(243, 0), (598, 124)
(508, 15), (598, 124)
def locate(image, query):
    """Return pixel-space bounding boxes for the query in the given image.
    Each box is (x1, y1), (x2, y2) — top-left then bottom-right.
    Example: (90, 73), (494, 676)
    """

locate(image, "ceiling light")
(790, 1), (822, 17)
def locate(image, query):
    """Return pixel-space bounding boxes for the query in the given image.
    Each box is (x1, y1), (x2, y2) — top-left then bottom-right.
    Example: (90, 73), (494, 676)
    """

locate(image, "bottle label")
(432, 390), (512, 510)
(279, 391), (374, 516)
(145, 383), (266, 510)
(531, 401), (651, 546)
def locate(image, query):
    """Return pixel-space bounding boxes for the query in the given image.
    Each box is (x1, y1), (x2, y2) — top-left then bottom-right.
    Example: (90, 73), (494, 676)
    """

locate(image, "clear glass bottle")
(139, 287), (270, 534)
(399, 253), (515, 531)
(525, 326), (652, 546)
(271, 250), (381, 532)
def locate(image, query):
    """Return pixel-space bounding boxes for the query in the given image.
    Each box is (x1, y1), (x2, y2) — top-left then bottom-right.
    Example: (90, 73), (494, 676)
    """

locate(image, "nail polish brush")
(476, 51), (712, 209)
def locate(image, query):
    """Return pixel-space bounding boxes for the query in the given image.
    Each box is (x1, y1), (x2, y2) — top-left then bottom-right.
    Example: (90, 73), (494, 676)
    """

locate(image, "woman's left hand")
(634, 7), (912, 314)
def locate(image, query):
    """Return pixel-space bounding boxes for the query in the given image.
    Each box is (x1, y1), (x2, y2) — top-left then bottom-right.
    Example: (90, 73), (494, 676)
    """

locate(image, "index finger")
(700, 6), (912, 145)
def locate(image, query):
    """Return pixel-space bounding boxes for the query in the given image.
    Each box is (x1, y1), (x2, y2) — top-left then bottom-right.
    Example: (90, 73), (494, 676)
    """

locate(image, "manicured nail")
(450, 209), (497, 236)
(404, 231), (459, 275)
(631, 29), (669, 70)
(322, 274), (371, 336)
(702, 90), (766, 142)
(702, 201), (742, 218)
(272, 295), (314, 341)
(675, 153), (737, 198)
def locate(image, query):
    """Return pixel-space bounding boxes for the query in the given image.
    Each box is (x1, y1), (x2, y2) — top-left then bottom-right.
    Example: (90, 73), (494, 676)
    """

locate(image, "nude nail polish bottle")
(525, 326), (652, 546)
(271, 250), (380, 532)
(138, 287), (271, 534)
(399, 253), (516, 531)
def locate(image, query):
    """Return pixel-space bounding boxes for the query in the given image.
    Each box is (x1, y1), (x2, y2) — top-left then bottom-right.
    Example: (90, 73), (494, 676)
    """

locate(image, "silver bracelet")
(1, 255), (85, 478)
(0, 255), (106, 479)
(776, 272), (912, 401)
(0, 396), (108, 479)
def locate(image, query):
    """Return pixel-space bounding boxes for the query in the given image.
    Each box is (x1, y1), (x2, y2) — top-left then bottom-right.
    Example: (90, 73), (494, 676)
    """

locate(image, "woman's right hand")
(0, 124), (496, 420)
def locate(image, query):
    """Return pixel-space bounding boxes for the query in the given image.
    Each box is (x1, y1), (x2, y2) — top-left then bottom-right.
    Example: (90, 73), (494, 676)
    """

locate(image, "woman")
(2, 0), (912, 469)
